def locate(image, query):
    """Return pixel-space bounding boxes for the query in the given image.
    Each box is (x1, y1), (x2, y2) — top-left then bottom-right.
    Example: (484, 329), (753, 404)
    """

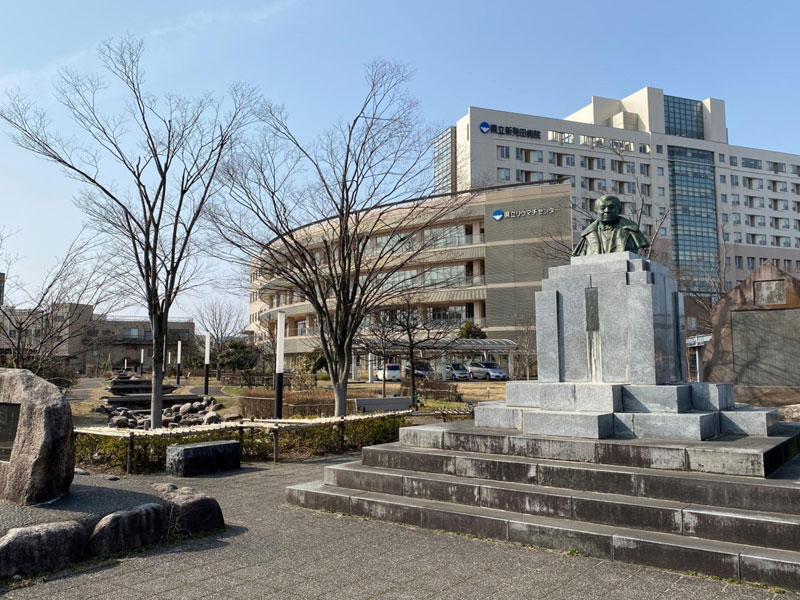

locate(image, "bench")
(355, 397), (412, 414)
(166, 440), (241, 477)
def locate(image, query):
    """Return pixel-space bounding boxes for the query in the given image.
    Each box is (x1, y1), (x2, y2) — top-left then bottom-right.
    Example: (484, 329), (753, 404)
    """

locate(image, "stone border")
(0, 484), (224, 577)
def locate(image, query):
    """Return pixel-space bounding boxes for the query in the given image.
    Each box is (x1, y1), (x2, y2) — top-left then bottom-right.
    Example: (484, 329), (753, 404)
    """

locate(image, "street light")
(275, 311), (285, 419)
(204, 333), (211, 396)
(140, 349), (145, 375)
(176, 340), (182, 385)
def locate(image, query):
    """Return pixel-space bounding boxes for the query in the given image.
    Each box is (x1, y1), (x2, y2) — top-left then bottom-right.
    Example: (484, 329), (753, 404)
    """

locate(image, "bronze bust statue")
(573, 195), (650, 256)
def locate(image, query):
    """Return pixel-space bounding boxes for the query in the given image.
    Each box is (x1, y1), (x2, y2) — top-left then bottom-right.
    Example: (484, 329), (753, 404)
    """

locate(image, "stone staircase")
(287, 421), (800, 591)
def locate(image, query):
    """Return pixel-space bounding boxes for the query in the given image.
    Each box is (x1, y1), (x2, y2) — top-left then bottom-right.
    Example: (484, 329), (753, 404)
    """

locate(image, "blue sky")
(1, 0), (799, 319)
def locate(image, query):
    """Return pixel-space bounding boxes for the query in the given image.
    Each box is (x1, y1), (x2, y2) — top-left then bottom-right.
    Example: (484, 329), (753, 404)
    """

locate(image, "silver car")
(468, 361), (508, 380)
(444, 363), (469, 380)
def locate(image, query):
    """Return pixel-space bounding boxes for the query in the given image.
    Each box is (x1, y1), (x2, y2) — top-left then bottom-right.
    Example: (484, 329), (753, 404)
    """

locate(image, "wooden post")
(272, 429), (279, 463)
(126, 432), (134, 475)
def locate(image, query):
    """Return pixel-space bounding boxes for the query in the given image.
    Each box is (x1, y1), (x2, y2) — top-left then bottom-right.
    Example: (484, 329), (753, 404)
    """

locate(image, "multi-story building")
(0, 304), (194, 374)
(247, 184), (572, 361)
(436, 86), (800, 332)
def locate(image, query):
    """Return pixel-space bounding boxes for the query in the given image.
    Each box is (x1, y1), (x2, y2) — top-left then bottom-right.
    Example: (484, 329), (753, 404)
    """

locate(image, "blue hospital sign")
(492, 210), (504, 221)
(479, 122), (491, 134)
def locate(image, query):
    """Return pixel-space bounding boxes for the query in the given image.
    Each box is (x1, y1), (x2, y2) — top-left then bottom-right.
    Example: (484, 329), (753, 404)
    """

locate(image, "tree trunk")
(150, 316), (166, 428)
(333, 376), (348, 417)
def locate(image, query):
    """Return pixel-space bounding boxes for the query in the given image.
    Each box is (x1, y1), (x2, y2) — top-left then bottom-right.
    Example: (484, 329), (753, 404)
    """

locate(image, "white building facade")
(436, 87), (800, 316)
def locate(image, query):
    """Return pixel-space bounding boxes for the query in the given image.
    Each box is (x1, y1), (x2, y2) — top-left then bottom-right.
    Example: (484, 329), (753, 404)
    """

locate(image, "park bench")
(355, 396), (412, 414)
(166, 440), (241, 477)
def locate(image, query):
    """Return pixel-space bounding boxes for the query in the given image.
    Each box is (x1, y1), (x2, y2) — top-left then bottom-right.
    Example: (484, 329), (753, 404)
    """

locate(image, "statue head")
(595, 195), (621, 225)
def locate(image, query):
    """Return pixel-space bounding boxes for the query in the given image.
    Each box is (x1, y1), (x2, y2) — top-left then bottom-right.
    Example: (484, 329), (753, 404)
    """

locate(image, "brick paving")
(2, 454), (795, 599)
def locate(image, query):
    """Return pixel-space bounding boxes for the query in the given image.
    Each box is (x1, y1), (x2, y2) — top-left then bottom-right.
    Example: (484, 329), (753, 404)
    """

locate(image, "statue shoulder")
(580, 220), (599, 236)
(618, 216), (642, 231)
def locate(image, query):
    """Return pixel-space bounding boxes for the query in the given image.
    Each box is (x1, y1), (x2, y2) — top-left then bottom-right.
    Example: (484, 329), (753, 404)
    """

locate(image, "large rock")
(0, 521), (87, 576)
(0, 369), (74, 505)
(152, 483), (225, 535)
(88, 503), (169, 556)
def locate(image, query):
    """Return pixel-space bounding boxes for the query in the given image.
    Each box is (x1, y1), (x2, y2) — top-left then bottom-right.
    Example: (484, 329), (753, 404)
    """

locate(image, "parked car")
(376, 364), (401, 381)
(468, 361), (508, 380)
(404, 361), (433, 379)
(444, 363), (469, 381)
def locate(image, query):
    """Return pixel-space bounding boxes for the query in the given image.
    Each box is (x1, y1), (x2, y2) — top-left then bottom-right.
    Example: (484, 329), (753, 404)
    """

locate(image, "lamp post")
(140, 349), (145, 375)
(176, 341), (182, 385)
(124, 358), (127, 371)
(204, 333), (211, 396)
(275, 311), (285, 419)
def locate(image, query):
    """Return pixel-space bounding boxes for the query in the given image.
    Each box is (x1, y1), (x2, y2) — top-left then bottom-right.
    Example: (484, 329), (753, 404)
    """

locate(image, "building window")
(656, 145), (663, 154)
(747, 257), (755, 269)
(639, 163), (649, 176)
(664, 95), (704, 139)
(767, 161), (786, 173)
(721, 194), (727, 203)
(657, 166), (664, 176)
(497, 168), (510, 182)
(735, 256), (742, 269)
(731, 194), (740, 205)
(659, 227), (667, 236)
(687, 317), (697, 330)
(548, 131), (574, 144)
(638, 143), (650, 154)
(730, 175), (739, 187)
(742, 158), (762, 169)
(722, 213), (728, 222)
(719, 153), (725, 163)
(497, 145), (510, 160)
(720, 175), (726, 184)
(658, 187), (665, 196)
(730, 156), (738, 166)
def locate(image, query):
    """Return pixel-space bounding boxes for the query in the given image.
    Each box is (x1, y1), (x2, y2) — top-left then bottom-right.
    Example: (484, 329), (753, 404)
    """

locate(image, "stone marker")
(152, 483), (225, 534)
(89, 503), (169, 556)
(0, 521), (86, 576)
(0, 369), (74, 504)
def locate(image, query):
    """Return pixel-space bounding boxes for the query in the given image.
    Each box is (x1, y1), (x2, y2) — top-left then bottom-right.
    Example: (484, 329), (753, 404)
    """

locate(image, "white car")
(468, 361), (508, 380)
(376, 364), (401, 381)
(444, 363), (470, 381)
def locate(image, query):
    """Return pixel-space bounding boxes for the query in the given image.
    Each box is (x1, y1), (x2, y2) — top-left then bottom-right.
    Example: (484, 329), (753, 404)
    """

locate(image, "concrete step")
(286, 480), (800, 590)
(399, 421), (800, 477)
(324, 460), (800, 552)
(363, 443), (800, 515)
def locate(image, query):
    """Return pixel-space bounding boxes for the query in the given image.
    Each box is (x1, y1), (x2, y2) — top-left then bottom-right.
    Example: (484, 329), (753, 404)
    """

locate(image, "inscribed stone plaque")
(732, 309), (800, 387)
(0, 403), (20, 461)
(753, 280), (786, 305)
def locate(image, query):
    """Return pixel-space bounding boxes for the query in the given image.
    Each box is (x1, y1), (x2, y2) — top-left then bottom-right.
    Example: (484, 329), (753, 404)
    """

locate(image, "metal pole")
(204, 333), (211, 396)
(176, 341), (182, 385)
(275, 311), (285, 419)
(272, 429), (279, 463)
(126, 432), (134, 474)
(368, 352), (374, 383)
(140, 349), (144, 375)
(695, 348), (702, 383)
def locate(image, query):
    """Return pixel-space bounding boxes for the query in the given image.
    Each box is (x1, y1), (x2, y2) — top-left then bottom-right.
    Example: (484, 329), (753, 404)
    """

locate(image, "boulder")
(171, 404), (183, 412)
(0, 369), (75, 505)
(0, 521), (87, 576)
(779, 404), (800, 422)
(109, 416), (128, 428)
(88, 503), (169, 556)
(203, 411), (220, 425)
(152, 484), (224, 535)
(179, 403), (192, 415)
(172, 414), (183, 424)
(223, 414), (242, 422)
(191, 402), (204, 412)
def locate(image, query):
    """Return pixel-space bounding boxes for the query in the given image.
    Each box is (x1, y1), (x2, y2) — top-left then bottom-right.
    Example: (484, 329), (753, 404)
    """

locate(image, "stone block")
(682, 505), (800, 551)
(362, 444), (457, 475)
(533, 290), (559, 382)
(685, 446), (771, 477)
(626, 285), (658, 385)
(474, 402), (521, 429)
(596, 440), (687, 470)
(627, 270), (653, 285)
(720, 408), (778, 436)
(557, 275), (592, 382)
(399, 424), (445, 449)
(403, 474), (481, 506)
(350, 494), (422, 526)
(0, 520), (87, 577)
(324, 463), (403, 495)
(613, 531), (743, 579)
(632, 412), (718, 441)
(740, 547), (800, 591)
(508, 516), (613, 558)
(454, 455), (537, 484)
(548, 259), (631, 279)
(574, 384), (622, 412)
(153, 483), (225, 535)
(286, 480), (352, 513)
(444, 430), (508, 454)
(419, 505), (508, 541)
(166, 440), (240, 477)
(538, 383), (576, 410)
(572, 494), (683, 534)
(505, 382), (541, 407)
(508, 435), (597, 463)
(537, 463), (637, 495)
(0, 369), (74, 505)
(88, 503), (169, 557)
(691, 382), (734, 411)
(622, 384), (692, 413)
(522, 410), (614, 439)
(480, 483), (572, 518)
(570, 251), (639, 267)
(613, 414), (635, 439)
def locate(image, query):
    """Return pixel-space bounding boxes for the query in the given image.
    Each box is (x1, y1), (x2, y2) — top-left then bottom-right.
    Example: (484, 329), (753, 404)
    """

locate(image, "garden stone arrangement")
(288, 253), (800, 591)
(94, 395), (242, 430)
(0, 368), (226, 578)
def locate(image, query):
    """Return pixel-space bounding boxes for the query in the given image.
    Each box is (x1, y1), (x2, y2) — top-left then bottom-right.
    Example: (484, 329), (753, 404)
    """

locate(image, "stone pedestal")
(476, 254), (777, 440)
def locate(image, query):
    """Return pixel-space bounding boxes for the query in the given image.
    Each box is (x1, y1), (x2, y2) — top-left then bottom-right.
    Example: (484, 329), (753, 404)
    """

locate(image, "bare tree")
(194, 297), (246, 380)
(212, 60), (472, 416)
(512, 317), (537, 381)
(0, 235), (116, 381)
(358, 292), (458, 407)
(0, 38), (256, 427)
(252, 314), (278, 378)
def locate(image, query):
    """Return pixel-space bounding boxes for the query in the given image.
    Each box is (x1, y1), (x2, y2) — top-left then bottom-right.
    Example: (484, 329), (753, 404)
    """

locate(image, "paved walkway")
(2, 455), (795, 600)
